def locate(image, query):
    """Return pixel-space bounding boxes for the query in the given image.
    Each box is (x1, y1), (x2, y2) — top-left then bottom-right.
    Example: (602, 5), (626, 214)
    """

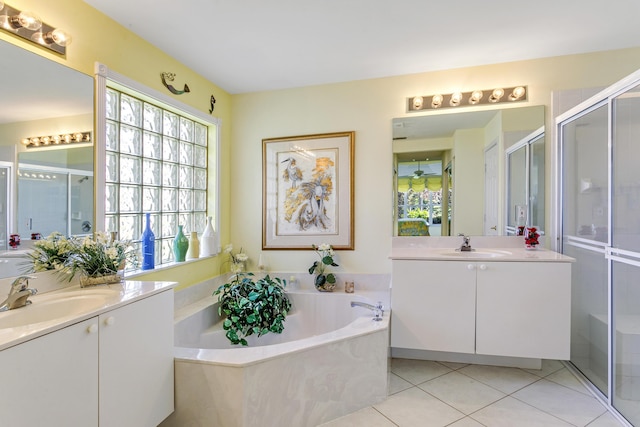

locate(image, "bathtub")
(161, 286), (390, 427)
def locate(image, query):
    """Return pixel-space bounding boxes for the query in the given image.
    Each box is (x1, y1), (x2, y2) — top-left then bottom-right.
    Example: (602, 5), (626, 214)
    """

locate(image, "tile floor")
(321, 358), (627, 427)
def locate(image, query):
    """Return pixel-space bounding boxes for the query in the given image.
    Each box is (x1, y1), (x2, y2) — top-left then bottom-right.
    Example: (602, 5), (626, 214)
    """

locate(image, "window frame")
(94, 63), (220, 269)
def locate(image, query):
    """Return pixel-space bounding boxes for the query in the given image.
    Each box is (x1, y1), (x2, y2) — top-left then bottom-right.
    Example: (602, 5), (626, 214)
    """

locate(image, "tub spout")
(350, 301), (384, 321)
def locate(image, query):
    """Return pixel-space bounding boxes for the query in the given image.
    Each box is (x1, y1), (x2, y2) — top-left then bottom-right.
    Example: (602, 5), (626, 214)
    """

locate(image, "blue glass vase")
(173, 225), (189, 262)
(141, 213), (155, 270)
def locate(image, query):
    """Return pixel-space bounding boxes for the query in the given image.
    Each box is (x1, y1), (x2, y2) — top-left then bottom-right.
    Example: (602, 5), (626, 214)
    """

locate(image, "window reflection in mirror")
(505, 128), (545, 235)
(393, 106), (544, 237)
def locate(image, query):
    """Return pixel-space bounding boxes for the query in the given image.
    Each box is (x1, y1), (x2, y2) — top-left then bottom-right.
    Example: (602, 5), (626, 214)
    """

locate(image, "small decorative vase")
(200, 216), (216, 257)
(173, 225), (189, 262)
(140, 213), (155, 270)
(314, 275), (336, 292)
(187, 231), (200, 260)
(80, 272), (122, 288)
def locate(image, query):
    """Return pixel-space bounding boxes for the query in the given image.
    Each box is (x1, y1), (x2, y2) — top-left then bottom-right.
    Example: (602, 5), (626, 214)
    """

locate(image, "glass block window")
(105, 87), (208, 267)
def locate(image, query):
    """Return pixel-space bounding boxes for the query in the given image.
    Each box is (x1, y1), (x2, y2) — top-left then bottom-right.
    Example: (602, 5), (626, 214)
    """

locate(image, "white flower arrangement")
(24, 232), (74, 273)
(223, 244), (249, 273)
(24, 231), (136, 282)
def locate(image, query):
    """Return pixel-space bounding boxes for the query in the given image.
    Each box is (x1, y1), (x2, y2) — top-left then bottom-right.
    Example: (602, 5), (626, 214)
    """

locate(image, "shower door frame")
(555, 68), (640, 427)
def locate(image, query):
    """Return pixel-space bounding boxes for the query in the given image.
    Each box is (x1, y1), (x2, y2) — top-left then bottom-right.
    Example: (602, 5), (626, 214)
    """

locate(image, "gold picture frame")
(262, 131), (355, 250)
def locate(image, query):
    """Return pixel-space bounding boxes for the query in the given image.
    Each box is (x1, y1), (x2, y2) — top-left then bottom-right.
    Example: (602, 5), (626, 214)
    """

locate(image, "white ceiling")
(84, 0), (640, 94)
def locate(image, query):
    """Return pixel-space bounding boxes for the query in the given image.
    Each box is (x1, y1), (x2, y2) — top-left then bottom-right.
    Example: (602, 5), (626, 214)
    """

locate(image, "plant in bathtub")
(214, 273), (292, 346)
(308, 243), (339, 292)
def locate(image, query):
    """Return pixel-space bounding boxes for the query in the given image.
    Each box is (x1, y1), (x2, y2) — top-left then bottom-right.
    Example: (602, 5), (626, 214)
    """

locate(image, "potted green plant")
(308, 243), (339, 291)
(214, 273), (292, 346)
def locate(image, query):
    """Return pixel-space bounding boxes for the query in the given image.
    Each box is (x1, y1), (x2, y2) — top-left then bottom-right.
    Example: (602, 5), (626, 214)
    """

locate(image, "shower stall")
(558, 70), (640, 425)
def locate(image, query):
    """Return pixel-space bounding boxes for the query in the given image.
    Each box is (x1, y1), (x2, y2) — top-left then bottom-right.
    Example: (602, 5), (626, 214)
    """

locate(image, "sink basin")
(437, 249), (512, 258)
(0, 289), (120, 329)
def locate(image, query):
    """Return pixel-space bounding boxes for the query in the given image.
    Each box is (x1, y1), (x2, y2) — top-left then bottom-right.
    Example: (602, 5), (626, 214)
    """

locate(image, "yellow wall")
(5, 0), (640, 283)
(1, 0), (232, 288)
(231, 47), (640, 274)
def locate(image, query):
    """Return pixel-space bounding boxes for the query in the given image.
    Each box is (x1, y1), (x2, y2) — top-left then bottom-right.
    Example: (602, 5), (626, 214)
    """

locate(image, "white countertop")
(390, 246), (574, 262)
(390, 236), (574, 262)
(0, 281), (176, 351)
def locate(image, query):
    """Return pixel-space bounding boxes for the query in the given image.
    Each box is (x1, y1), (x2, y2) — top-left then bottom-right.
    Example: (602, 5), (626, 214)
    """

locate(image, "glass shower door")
(561, 102), (610, 396)
(611, 83), (640, 424)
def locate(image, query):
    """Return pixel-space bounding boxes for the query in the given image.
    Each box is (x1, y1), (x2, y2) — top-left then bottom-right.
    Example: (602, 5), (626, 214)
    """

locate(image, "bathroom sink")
(437, 249), (512, 258)
(0, 289), (120, 329)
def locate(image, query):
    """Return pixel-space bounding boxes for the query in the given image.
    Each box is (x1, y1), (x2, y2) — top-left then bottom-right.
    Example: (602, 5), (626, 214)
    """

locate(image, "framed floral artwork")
(262, 131), (354, 250)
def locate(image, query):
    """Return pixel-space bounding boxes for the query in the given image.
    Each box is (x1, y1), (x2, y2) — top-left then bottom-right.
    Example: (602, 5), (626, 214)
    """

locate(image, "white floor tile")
(547, 367), (594, 396)
(390, 358), (452, 385)
(586, 411), (628, 427)
(389, 372), (413, 395)
(523, 359), (564, 378)
(319, 407), (396, 427)
(447, 417), (485, 427)
(512, 379), (607, 426)
(418, 371), (506, 415)
(458, 364), (541, 394)
(438, 361), (469, 371)
(471, 396), (574, 427)
(374, 387), (464, 427)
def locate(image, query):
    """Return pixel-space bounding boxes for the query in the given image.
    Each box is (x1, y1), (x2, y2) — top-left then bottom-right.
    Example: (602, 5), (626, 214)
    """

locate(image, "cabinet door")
(391, 260), (476, 353)
(476, 261), (571, 359)
(0, 318), (99, 426)
(99, 290), (174, 427)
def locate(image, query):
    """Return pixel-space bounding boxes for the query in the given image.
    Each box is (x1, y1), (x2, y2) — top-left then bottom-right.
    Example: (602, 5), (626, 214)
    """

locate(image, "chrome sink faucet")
(350, 301), (384, 321)
(0, 275), (37, 312)
(459, 234), (472, 252)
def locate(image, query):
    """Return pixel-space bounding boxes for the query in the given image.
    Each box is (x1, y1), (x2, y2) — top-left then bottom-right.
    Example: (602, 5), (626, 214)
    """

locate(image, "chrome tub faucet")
(350, 301), (384, 321)
(0, 275), (37, 312)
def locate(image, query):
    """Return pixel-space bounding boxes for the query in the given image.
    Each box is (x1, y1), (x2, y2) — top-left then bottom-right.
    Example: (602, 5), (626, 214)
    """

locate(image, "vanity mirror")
(393, 105), (544, 237)
(0, 39), (93, 277)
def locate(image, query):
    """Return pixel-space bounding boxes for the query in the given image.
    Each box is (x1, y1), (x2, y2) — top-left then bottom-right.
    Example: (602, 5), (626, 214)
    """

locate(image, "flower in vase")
(67, 231), (137, 279)
(223, 244), (249, 273)
(23, 232), (74, 274)
(525, 227), (540, 247)
(308, 243), (339, 289)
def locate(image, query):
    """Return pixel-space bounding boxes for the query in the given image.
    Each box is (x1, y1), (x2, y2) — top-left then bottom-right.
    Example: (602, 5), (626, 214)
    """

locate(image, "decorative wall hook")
(160, 72), (190, 95)
(209, 95), (216, 113)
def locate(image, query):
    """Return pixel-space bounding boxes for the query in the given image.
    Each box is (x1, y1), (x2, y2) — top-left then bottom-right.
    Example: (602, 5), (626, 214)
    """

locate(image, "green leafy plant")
(308, 243), (339, 289)
(213, 273), (292, 346)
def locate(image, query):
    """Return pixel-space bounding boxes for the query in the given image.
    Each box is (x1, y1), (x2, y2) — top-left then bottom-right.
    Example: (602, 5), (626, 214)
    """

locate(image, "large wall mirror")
(393, 105), (544, 237)
(0, 39), (94, 278)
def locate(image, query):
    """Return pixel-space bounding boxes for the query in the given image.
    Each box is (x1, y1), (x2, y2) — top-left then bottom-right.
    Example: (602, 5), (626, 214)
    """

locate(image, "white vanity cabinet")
(475, 261), (571, 359)
(0, 317), (99, 426)
(391, 260), (477, 353)
(391, 259), (571, 360)
(0, 288), (174, 427)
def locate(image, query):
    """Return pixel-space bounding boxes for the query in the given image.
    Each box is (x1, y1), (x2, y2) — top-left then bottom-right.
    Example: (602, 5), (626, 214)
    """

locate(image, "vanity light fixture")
(0, 2), (72, 55)
(21, 131), (91, 148)
(407, 85), (528, 112)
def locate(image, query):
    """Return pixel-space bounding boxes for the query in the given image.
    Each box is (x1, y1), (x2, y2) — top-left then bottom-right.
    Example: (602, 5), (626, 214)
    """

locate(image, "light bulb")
(431, 94), (443, 108)
(41, 136), (51, 145)
(469, 90), (483, 104)
(509, 86), (526, 101)
(489, 88), (504, 102)
(20, 138), (29, 146)
(449, 92), (463, 107)
(412, 96), (424, 110)
(63, 134), (72, 143)
(74, 132), (84, 142)
(15, 11), (41, 30)
(44, 28), (72, 47)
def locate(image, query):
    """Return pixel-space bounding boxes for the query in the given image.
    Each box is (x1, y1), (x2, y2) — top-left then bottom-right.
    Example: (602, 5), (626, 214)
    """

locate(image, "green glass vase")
(173, 225), (189, 262)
